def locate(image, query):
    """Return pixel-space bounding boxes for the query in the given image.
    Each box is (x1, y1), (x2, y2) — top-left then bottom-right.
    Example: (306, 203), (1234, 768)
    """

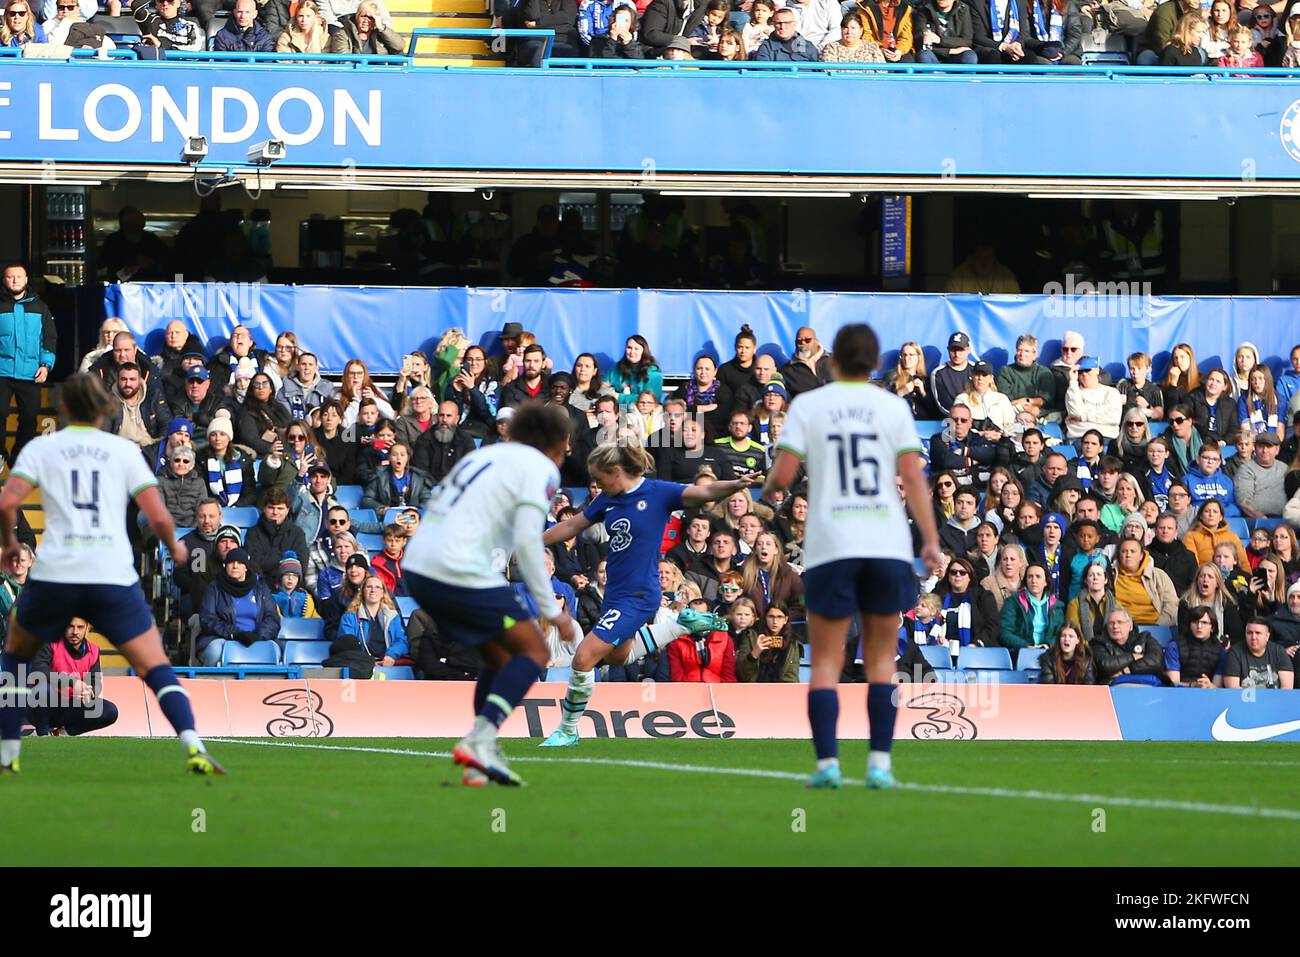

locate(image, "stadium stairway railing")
(407, 26), (553, 67)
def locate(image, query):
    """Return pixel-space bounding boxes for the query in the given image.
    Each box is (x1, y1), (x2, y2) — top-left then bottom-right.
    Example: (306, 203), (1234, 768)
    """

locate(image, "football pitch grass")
(3, 737), (1298, 866)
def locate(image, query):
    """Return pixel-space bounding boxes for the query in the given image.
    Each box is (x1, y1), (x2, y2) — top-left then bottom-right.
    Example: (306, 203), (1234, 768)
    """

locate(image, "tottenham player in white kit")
(764, 324), (940, 789)
(402, 403), (580, 786)
(0, 374), (222, 776)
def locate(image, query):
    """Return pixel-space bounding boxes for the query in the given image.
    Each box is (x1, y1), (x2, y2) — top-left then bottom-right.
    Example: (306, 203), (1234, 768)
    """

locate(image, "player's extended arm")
(761, 450), (802, 501)
(542, 512), (592, 548)
(514, 505), (564, 621)
(899, 450), (942, 573)
(136, 485), (187, 566)
(681, 473), (761, 508)
(0, 476), (32, 569)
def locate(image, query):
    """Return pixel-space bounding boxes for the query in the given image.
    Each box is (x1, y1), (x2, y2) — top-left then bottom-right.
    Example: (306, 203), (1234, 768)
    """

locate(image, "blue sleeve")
(1163, 639), (1180, 673)
(386, 615), (409, 660)
(653, 480), (686, 514)
(582, 493), (608, 524)
(338, 612), (360, 639)
(1237, 395), (1249, 423)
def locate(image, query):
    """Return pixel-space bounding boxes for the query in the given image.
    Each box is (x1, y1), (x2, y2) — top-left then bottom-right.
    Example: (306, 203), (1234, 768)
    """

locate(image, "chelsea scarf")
(943, 591), (974, 645)
(207, 456), (243, 506)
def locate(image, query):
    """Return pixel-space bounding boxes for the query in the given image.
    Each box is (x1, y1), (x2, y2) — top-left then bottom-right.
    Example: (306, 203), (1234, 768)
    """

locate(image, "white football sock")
(868, 750), (892, 773)
(816, 757), (839, 772)
(558, 669), (595, 734)
(469, 715), (497, 744)
(1, 739), (20, 765)
(623, 621), (689, 664)
(179, 730), (202, 752)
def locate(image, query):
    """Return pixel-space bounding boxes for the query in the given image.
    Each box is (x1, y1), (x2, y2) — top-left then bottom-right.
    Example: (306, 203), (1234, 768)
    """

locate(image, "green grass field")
(2, 737), (1297, 866)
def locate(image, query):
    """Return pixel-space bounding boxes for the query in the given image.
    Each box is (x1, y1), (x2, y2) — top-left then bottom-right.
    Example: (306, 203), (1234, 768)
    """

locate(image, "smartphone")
(769, 636), (784, 649)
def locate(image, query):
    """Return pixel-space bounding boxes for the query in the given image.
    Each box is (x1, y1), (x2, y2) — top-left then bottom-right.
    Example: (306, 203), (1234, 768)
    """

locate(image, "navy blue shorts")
(14, 581), (156, 647)
(589, 596), (660, 647)
(406, 572), (534, 648)
(803, 559), (917, 619)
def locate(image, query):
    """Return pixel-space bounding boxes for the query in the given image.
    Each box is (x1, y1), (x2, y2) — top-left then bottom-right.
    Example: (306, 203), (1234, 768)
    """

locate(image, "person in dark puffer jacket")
(243, 487), (311, 581)
(157, 444), (206, 527)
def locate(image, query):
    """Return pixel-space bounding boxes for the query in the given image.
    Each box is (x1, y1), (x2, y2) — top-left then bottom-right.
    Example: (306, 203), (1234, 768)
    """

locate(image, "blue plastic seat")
(914, 420), (946, 439)
(1252, 517), (1287, 532)
(374, 665), (416, 680)
(283, 639), (331, 666)
(547, 665), (573, 683)
(563, 486), (590, 508)
(1081, 50), (1131, 64)
(798, 664), (812, 683)
(334, 485), (364, 509)
(1058, 445), (1078, 461)
(1142, 625), (1174, 647)
(1148, 421), (1170, 437)
(920, 645), (953, 670)
(1016, 646), (1047, 672)
(1038, 422), (1063, 441)
(1221, 445), (1236, 461)
(1226, 517), (1250, 542)
(220, 640), (281, 665)
(355, 533), (385, 554)
(799, 642), (811, 665)
(222, 506), (260, 528)
(956, 646), (1013, 670)
(350, 508), (380, 526)
(931, 668), (966, 683)
(279, 618), (325, 642)
(396, 596), (418, 621)
(967, 669), (1029, 684)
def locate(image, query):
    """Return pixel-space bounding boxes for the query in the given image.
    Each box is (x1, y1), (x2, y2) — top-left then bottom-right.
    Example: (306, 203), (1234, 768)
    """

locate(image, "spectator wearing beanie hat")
(202, 410), (256, 507)
(152, 415), (195, 474)
(272, 551), (318, 619)
(322, 552), (370, 642)
(196, 545), (281, 665)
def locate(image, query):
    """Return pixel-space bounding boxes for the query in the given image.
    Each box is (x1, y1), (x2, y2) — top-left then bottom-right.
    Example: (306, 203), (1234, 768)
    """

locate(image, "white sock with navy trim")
(623, 622), (689, 664)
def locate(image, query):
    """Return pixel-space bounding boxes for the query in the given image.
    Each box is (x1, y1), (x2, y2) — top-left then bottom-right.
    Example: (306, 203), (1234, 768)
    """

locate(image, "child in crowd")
(899, 592), (946, 653)
(577, 0), (636, 46)
(690, 0), (730, 51)
(735, 600), (799, 683)
(273, 552), (319, 619)
(743, 0), (775, 54)
(369, 523), (409, 598)
(727, 596), (759, 650)
(1246, 526), (1271, 571)
(1220, 23), (1263, 69)
(1213, 542), (1252, 601)
(358, 417), (396, 479)
(1067, 519), (1108, 600)
(1282, 11), (1300, 67)
(1117, 352), (1163, 421)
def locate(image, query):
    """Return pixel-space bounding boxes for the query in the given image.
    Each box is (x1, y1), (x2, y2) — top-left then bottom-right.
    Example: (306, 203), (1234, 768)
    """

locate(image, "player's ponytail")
(587, 441), (653, 479)
(59, 372), (116, 426)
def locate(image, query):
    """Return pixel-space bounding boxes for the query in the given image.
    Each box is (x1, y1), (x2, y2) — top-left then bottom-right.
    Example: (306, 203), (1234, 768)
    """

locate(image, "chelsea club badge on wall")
(1280, 100), (1300, 164)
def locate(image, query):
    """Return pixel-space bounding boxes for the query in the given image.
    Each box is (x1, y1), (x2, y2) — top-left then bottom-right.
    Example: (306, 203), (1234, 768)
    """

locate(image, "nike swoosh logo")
(1211, 709), (1300, 743)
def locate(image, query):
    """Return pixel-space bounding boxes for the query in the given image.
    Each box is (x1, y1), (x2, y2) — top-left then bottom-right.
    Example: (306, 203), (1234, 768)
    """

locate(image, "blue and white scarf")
(943, 590), (974, 646)
(913, 616), (945, 645)
(1246, 397), (1278, 434)
(207, 456), (243, 507)
(990, 0), (1020, 42)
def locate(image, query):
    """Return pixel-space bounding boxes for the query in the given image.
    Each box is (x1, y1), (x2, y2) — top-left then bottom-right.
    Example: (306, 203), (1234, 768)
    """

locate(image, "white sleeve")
(777, 396), (807, 458)
(9, 442), (41, 488)
(513, 505), (563, 620)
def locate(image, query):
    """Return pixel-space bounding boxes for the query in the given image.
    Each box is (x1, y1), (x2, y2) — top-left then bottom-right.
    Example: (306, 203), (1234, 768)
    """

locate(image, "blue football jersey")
(582, 478), (686, 602)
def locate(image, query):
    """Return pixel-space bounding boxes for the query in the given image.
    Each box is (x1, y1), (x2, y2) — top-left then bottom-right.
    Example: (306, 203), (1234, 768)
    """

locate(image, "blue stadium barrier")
(166, 665), (304, 679)
(374, 665), (416, 680)
(931, 669), (966, 683)
(1016, 646), (1048, 672)
(222, 506), (260, 528)
(219, 641), (282, 666)
(396, 596), (418, 622)
(280, 618), (326, 642)
(547, 666), (573, 683)
(956, 647), (1013, 670)
(283, 640), (332, 666)
(920, 645), (954, 670)
(333, 486), (365, 509)
(356, 533), (385, 554)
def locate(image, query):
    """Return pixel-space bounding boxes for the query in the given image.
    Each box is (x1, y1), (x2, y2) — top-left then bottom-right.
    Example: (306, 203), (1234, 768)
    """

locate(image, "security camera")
(180, 135), (208, 165)
(246, 140), (286, 168)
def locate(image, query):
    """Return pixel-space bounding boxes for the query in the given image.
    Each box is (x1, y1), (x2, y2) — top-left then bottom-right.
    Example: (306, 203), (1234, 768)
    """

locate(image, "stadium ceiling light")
(1026, 192), (1223, 201)
(0, 178), (102, 186)
(278, 182), (392, 191)
(659, 190), (852, 198)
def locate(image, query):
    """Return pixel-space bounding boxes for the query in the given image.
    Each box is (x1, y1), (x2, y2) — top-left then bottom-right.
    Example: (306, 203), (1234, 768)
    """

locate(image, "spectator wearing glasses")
(929, 405), (996, 487)
(1065, 356), (1123, 442)
(931, 331), (976, 417)
(1049, 330), (1088, 416)
(328, 0), (404, 52)
(235, 372), (292, 457)
(753, 7), (821, 59)
(1164, 604), (1224, 687)
(159, 444), (205, 527)
(1, 0), (43, 42)
(213, 0), (274, 49)
(136, 0), (204, 51)
(996, 334), (1056, 421)
(1253, 4), (1282, 63)
(41, 0), (102, 43)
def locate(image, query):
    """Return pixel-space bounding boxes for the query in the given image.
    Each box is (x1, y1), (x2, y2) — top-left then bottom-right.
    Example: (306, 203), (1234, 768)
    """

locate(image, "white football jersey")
(777, 383), (922, 570)
(10, 425), (159, 587)
(403, 442), (560, 589)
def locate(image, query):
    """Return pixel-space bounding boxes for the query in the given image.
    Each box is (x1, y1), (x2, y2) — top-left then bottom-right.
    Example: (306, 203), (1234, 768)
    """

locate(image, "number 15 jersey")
(777, 382), (922, 571)
(10, 425), (159, 587)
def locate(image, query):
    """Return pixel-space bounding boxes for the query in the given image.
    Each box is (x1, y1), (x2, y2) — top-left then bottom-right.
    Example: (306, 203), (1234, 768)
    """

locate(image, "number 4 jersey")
(777, 382), (922, 571)
(402, 442), (561, 590)
(9, 425), (159, 587)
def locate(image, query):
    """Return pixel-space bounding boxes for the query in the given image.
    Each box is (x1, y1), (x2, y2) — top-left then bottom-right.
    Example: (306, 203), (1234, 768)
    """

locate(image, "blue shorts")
(14, 581), (156, 647)
(803, 559), (917, 619)
(590, 595), (660, 647)
(406, 572), (534, 648)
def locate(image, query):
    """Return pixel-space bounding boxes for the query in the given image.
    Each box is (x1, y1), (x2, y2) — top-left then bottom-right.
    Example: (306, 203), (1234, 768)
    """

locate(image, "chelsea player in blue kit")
(539, 442), (761, 746)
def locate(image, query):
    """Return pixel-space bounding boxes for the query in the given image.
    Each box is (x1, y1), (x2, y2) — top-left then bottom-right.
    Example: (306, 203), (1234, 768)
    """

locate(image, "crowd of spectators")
(6, 277), (1300, 688)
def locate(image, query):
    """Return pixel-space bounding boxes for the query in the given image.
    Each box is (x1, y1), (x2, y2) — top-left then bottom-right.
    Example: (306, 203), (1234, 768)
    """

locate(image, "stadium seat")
(283, 640), (331, 666)
(799, 642), (811, 665)
(222, 506), (260, 528)
(1143, 625), (1174, 647)
(920, 645), (953, 670)
(931, 669), (966, 683)
(1081, 50), (1131, 64)
(956, 646), (1013, 670)
(1016, 646), (1047, 672)
(1148, 422), (1170, 437)
(1227, 518), (1250, 542)
(374, 665), (416, 680)
(351, 508), (380, 526)
(280, 618), (325, 642)
(547, 666), (572, 683)
(914, 420), (946, 440)
(563, 486), (590, 508)
(1252, 517), (1287, 532)
(1039, 422), (1063, 441)
(1058, 445), (1077, 461)
(334, 485), (364, 509)
(798, 664), (812, 683)
(396, 596), (418, 621)
(220, 641), (281, 666)
(967, 670), (1029, 684)
(356, 533), (385, 554)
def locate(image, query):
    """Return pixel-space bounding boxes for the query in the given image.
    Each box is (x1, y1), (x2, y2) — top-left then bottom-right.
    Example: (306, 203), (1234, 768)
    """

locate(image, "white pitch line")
(209, 738), (1300, 822)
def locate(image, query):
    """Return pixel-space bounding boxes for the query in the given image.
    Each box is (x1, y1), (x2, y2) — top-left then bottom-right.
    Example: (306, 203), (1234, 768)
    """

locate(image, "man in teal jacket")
(0, 263), (56, 466)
